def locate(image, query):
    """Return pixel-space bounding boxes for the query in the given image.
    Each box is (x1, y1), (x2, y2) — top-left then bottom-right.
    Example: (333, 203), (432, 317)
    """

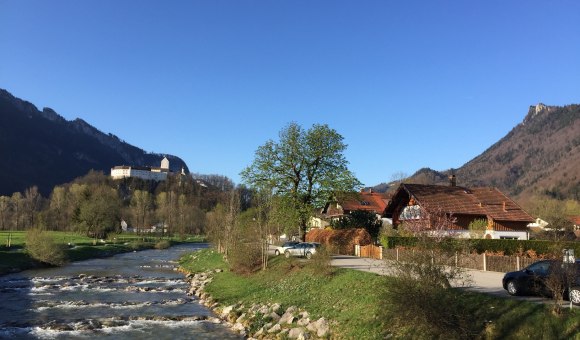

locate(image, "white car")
(284, 242), (321, 259)
(274, 241), (300, 256)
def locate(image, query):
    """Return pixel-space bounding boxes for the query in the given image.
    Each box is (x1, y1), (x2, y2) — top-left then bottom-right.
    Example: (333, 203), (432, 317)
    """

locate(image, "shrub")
(25, 229), (68, 266)
(382, 244), (473, 338)
(128, 241), (149, 250)
(306, 228), (371, 255)
(155, 240), (172, 249)
(381, 236), (580, 257)
(228, 242), (262, 274)
(307, 245), (335, 276)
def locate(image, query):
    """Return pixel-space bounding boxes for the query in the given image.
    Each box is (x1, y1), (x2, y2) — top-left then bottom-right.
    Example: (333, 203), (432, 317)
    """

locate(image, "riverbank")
(0, 235), (205, 276)
(179, 249), (580, 339)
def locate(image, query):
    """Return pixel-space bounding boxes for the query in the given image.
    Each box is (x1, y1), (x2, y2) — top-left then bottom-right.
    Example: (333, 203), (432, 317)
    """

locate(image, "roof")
(339, 191), (390, 214)
(387, 184), (534, 222)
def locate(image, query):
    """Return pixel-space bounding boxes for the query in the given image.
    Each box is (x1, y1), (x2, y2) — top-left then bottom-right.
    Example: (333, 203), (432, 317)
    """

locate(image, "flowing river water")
(0, 244), (240, 339)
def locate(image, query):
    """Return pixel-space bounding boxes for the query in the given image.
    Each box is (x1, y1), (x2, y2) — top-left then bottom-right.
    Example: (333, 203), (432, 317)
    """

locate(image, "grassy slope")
(180, 249), (580, 339)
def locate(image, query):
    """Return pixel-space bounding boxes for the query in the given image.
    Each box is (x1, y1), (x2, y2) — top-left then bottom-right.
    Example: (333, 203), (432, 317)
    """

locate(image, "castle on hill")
(111, 157), (170, 181)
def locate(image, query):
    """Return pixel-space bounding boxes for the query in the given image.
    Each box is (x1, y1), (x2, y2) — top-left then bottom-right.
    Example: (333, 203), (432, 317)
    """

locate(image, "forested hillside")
(373, 104), (580, 202)
(0, 89), (189, 196)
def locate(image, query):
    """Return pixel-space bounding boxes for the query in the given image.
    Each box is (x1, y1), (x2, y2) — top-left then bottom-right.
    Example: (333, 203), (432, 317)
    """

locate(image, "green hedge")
(380, 236), (580, 257)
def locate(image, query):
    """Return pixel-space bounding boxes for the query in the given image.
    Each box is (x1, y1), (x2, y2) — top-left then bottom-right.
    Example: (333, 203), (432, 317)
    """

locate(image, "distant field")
(0, 231), (206, 275)
(0, 231), (206, 248)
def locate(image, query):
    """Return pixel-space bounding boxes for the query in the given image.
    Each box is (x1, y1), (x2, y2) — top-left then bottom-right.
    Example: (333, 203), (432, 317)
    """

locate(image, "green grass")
(0, 230), (206, 275)
(180, 249), (580, 340)
(0, 231), (206, 248)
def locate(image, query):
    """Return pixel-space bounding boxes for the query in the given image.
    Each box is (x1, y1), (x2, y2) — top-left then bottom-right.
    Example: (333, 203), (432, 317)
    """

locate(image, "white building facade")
(111, 157), (170, 181)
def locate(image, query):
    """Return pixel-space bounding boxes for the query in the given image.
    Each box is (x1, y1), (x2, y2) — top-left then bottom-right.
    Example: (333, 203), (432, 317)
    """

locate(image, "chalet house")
(385, 183), (534, 240)
(309, 190), (391, 229)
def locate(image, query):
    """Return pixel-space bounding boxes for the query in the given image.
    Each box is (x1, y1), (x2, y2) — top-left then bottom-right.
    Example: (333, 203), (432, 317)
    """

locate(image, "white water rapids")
(0, 244), (240, 339)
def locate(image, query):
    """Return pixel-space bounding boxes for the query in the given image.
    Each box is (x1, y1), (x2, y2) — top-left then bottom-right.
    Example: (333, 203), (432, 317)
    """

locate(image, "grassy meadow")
(179, 249), (580, 340)
(0, 230), (205, 275)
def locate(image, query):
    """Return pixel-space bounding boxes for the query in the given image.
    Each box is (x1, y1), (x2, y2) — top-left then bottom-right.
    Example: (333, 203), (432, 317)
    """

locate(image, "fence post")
(516, 256), (520, 271)
(455, 251), (458, 267)
(483, 252), (487, 271)
(379, 246), (383, 260)
(355, 244), (359, 257)
(396, 248), (399, 261)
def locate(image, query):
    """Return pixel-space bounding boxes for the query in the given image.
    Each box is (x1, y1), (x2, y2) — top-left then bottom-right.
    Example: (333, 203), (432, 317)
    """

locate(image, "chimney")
(448, 170), (457, 187)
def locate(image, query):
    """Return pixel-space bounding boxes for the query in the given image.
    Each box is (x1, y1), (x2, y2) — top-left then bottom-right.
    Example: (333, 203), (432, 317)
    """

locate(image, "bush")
(155, 240), (172, 249)
(306, 228), (371, 255)
(228, 242), (262, 274)
(382, 245), (473, 338)
(307, 245), (334, 276)
(128, 241), (150, 250)
(381, 236), (580, 257)
(384, 276), (475, 339)
(25, 229), (68, 266)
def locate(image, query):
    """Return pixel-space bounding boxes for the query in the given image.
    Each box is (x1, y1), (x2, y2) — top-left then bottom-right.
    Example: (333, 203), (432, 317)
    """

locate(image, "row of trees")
(0, 170), (234, 242)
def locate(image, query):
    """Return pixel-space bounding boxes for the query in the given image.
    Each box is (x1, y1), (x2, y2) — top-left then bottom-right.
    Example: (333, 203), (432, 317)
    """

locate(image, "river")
(0, 244), (240, 339)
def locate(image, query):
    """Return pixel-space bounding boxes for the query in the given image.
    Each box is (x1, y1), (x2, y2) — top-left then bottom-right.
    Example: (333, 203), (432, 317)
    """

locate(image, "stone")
(271, 303), (281, 312)
(232, 322), (245, 332)
(254, 327), (264, 337)
(285, 306), (298, 314)
(268, 312), (280, 322)
(315, 318), (330, 337)
(297, 332), (311, 340)
(221, 305), (235, 317)
(279, 312), (295, 325)
(297, 317), (310, 326)
(288, 327), (306, 339)
(267, 323), (281, 333)
(258, 305), (270, 315)
(235, 313), (246, 324)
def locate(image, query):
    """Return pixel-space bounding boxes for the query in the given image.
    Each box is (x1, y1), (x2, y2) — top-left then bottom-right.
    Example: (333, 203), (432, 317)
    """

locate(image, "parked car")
(274, 241), (300, 256)
(284, 242), (321, 259)
(502, 259), (580, 304)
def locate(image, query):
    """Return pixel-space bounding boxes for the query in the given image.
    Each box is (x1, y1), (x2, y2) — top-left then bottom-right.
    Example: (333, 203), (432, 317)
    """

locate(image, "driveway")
(331, 254), (508, 294)
(330, 255), (578, 308)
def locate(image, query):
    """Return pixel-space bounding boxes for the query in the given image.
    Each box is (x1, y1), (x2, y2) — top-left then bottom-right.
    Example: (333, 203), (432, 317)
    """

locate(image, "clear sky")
(1, 1), (579, 186)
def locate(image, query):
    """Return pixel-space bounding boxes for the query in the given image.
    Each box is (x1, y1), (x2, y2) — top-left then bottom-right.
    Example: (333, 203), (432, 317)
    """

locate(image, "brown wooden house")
(385, 183), (534, 239)
(309, 190), (391, 229)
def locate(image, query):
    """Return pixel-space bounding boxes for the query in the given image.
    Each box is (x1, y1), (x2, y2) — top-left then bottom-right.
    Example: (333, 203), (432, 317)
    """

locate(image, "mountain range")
(0, 89), (189, 196)
(374, 103), (580, 202)
(2, 89), (578, 202)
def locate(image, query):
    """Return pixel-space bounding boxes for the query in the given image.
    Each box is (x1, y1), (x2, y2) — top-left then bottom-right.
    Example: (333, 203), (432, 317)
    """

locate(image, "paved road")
(331, 254), (510, 295)
(330, 255), (578, 308)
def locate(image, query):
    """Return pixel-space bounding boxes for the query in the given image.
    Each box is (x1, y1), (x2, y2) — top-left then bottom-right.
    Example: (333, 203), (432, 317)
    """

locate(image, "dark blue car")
(502, 259), (580, 304)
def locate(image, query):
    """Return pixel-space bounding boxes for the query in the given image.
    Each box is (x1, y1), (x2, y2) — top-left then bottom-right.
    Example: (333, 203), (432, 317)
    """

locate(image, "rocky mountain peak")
(40, 107), (66, 123)
(523, 103), (557, 125)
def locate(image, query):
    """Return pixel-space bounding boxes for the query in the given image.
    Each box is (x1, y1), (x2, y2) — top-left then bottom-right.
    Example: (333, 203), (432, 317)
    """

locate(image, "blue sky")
(1, 1), (579, 186)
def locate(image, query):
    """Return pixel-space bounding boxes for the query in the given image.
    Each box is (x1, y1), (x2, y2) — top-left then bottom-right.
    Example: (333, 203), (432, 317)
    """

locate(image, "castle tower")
(161, 157), (169, 170)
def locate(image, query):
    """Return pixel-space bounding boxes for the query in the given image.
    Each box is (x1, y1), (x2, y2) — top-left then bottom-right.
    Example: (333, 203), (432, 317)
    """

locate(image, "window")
(500, 236), (518, 240)
(399, 205), (422, 220)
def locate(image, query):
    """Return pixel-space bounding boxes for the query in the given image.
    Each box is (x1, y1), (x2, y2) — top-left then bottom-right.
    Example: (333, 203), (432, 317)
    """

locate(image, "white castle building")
(111, 157), (170, 181)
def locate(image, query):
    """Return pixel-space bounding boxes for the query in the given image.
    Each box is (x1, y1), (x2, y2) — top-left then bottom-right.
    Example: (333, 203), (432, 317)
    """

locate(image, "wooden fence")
(355, 244), (383, 259)
(381, 247), (538, 273)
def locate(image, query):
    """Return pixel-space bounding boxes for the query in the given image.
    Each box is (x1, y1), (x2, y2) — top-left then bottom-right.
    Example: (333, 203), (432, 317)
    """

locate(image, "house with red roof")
(385, 183), (535, 240)
(309, 189), (391, 229)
